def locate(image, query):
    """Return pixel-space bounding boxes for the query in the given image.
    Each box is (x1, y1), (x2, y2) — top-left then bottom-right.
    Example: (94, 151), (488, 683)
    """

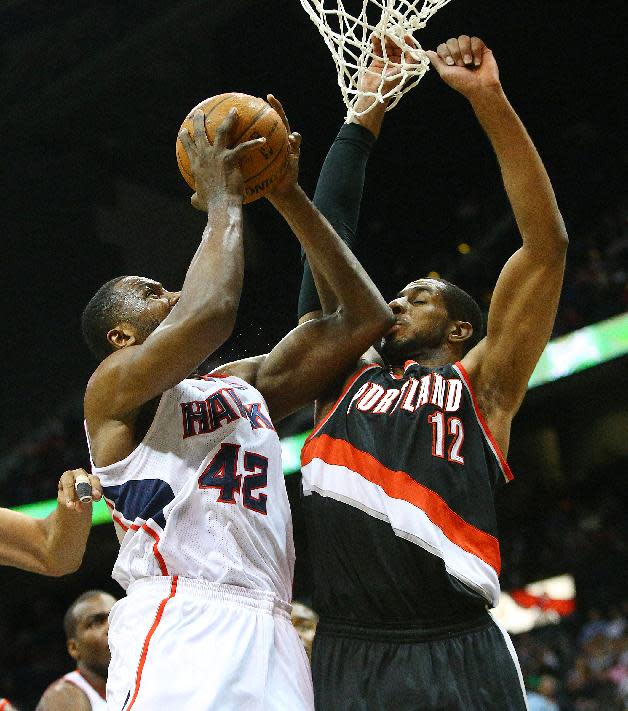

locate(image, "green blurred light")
(528, 312), (628, 388)
(12, 498), (112, 526)
(10, 313), (627, 526)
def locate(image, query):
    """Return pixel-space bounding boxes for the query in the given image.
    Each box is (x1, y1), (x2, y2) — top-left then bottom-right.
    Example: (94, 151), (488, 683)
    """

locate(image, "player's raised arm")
(0, 469), (101, 576)
(428, 36), (568, 422)
(298, 35), (415, 324)
(218, 100), (394, 421)
(84, 110), (266, 421)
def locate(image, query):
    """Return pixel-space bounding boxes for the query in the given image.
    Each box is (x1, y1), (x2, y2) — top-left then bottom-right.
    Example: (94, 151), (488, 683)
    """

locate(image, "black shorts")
(311, 610), (527, 711)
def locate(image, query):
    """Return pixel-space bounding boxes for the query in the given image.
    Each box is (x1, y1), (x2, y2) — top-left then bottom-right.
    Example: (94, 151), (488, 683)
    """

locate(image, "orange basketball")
(176, 93), (289, 204)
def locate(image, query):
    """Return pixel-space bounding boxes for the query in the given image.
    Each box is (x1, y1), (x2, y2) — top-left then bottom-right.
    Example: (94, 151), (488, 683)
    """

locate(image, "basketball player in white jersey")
(0, 468), (101, 576)
(36, 590), (114, 711)
(81, 102), (393, 710)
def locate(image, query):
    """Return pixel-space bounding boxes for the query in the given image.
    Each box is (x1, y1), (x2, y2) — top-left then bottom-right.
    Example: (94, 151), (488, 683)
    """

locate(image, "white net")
(300, 0), (454, 120)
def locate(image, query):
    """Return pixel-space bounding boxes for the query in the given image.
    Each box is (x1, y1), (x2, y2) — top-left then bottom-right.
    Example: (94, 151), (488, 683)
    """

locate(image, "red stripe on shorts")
(125, 576), (178, 711)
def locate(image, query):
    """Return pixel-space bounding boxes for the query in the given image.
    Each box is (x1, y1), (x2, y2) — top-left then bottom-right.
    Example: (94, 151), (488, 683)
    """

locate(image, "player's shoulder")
(84, 347), (137, 414)
(36, 678), (91, 711)
(211, 354), (268, 386)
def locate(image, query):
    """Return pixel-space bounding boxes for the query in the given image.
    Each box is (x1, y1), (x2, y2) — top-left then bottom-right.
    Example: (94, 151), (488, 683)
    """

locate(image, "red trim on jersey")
(126, 576), (178, 711)
(125, 522), (168, 575)
(305, 364), (381, 445)
(105, 498), (130, 532)
(141, 524), (169, 575)
(105, 498), (167, 573)
(453, 361), (514, 482)
(77, 669), (107, 700)
(63, 670), (107, 701)
(0, 699), (10, 710)
(302, 434), (501, 573)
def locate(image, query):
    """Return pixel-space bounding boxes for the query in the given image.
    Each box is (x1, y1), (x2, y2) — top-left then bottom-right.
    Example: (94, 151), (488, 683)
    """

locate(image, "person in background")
(36, 590), (115, 711)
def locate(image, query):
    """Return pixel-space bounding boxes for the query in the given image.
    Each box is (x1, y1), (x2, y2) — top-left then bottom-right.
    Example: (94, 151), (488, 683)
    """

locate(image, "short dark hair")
(436, 279), (484, 354)
(63, 590), (107, 640)
(81, 276), (128, 361)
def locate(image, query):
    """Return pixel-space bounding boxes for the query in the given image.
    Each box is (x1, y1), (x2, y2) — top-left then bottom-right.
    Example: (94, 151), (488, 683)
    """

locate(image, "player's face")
(70, 593), (116, 678)
(381, 279), (451, 361)
(114, 276), (180, 343)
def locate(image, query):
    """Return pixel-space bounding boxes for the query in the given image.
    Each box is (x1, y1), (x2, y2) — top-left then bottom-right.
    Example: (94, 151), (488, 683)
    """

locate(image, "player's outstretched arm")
(85, 111), (265, 421)
(0, 469), (101, 576)
(298, 36), (416, 324)
(428, 37), (568, 438)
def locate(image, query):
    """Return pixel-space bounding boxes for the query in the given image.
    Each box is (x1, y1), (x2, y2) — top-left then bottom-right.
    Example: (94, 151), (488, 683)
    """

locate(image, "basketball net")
(300, 0), (454, 120)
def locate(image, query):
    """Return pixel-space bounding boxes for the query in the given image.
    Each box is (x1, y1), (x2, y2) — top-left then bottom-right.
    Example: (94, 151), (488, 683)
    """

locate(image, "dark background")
(1, 1), (627, 709)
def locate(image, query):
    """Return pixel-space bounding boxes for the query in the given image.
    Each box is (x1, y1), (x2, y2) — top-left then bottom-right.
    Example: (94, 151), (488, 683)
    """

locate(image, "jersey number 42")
(198, 443), (268, 515)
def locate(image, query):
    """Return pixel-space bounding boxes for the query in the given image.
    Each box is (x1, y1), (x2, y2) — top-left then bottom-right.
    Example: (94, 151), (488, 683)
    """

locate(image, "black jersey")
(301, 359), (514, 625)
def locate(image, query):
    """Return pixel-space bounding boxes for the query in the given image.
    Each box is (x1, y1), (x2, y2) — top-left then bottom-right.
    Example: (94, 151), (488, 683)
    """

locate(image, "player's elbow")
(551, 223), (569, 252)
(41, 551), (84, 577)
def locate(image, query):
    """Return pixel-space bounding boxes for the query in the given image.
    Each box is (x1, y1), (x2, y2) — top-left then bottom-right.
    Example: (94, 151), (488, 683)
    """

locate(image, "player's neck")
(388, 347), (456, 376)
(76, 663), (107, 697)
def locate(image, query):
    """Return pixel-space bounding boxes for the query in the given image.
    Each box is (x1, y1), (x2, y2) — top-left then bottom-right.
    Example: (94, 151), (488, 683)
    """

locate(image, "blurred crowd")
(517, 603), (628, 711)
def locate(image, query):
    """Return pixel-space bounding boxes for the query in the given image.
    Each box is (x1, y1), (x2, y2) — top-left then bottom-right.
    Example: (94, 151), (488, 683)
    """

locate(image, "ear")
(107, 323), (137, 351)
(448, 321), (473, 343)
(67, 637), (79, 662)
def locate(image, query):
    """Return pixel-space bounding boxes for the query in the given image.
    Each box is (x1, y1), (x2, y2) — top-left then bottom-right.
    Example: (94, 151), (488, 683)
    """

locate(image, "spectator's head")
(63, 590), (116, 679)
(538, 674), (558, 699)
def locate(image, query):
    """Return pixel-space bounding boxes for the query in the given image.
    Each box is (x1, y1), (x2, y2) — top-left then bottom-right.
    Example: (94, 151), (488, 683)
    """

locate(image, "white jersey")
(61, 670), (107, 710)
(87, 375), (294, 602)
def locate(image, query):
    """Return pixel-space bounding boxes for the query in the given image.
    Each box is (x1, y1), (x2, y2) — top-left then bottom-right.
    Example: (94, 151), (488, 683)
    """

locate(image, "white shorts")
(107, 576), (314, 711)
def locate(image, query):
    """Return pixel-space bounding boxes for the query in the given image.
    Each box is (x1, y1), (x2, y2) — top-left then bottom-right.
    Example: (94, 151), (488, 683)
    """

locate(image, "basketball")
(176, 92), (290, 204)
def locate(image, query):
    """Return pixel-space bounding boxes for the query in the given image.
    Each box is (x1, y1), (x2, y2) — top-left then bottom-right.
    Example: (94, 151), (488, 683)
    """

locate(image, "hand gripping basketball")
(177, 93), (290, 205)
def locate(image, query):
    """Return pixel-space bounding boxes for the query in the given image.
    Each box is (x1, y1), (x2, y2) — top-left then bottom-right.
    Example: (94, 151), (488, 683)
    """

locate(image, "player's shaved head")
(82, 276), (167, 361)
(81, 276), (129, 361)
(430, 278), (483, 353)
(63, 590), (109, 640)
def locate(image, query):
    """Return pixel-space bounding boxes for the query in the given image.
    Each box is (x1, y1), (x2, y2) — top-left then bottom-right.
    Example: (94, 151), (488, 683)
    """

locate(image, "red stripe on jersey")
(0, 699), (10, 710)
(126, 522), (169, 575)
(76, 669), (107, 700)
(105, 498), (130, 532)
(454, 361), (514, 482)
(304, 364), (381, 445)
(302, 434), (501, 573)
(140, 524), (169, 576)
(126, 576), (178, 711)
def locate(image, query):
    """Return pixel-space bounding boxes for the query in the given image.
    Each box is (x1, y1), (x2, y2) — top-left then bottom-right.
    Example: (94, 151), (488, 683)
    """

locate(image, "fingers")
(436, 42), (455, 67)
(214, 108), (238, 150)
(267, 94), (291, 134)
(288, 132), (302, 155)
(89, 474), (103, 501)
(426, 50), (446, 75)
(437, 35), (485, 68)
(178, 127), (194, 157)
(192, 109), (210, 147)
(190, 192), (208, 212)
(230, 135), (266, 161)
(470, 36), (484, 66)
(58, 468), (93, 512)
(446, 37), (464, 67)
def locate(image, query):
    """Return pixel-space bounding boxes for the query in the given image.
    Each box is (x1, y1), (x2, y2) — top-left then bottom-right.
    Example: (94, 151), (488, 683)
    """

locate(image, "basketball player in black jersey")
(298, 35), (568, 710)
